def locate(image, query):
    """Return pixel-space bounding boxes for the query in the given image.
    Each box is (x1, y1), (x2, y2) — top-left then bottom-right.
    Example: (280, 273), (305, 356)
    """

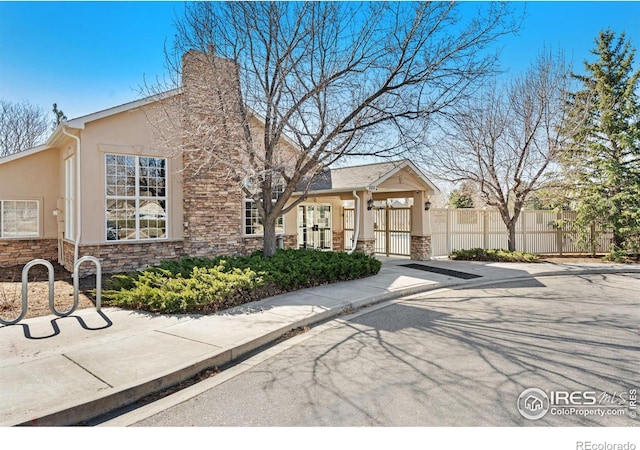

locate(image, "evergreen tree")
(563, 30), (640, 256)
(52, 103), (67, 129)
(448, 188), (474, 208)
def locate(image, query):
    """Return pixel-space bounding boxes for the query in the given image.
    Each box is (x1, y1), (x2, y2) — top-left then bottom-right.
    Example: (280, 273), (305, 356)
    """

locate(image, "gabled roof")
(302, 159), (440, 194)
(0, 88), (182, 166)
(0, 144), (54, 166)
(65, 88), (181, 129)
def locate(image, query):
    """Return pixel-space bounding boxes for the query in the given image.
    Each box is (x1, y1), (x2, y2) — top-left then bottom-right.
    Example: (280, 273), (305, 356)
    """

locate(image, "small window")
(0, 200), (39, 238)
(244, 185), (284, 236)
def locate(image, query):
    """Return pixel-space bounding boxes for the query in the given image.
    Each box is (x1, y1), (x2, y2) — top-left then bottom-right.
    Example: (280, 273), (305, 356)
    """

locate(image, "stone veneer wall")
(282, 234), (297, 250)
(355, 239), (376, 256)
(0, 239), (58, 268)
(332, 231), (344, 252)
(410, 235), (432, 261)
(62, 240), (184, 275)
(61, 234), (299, 276)
(180, 51), (249, 259)
(240, 234), (298, 255)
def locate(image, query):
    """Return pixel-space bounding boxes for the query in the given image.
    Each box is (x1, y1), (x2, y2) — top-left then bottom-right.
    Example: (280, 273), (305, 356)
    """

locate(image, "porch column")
(355, 190), (375, 255)
(410, 190), (432, 260)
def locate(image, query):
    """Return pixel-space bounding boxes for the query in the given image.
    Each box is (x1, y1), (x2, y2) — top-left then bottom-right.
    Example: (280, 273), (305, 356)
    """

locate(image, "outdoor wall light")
(367, 199), (375, 210)
(424, 200), (432, 211)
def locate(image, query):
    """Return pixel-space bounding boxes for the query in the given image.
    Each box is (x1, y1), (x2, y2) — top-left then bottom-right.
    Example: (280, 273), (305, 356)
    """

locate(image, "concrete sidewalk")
(1, 257), (639, 427)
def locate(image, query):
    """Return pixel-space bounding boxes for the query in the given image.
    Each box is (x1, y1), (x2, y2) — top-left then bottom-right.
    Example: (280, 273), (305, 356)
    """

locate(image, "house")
(524, 395), (544, 412)
(0, 52), (439, 274)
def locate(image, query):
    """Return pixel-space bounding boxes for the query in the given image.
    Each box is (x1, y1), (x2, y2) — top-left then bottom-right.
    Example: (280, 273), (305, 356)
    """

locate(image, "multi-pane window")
(244, 186), (284, 235)
(105, 154), (167, 241)
(0, 200), (39, 238)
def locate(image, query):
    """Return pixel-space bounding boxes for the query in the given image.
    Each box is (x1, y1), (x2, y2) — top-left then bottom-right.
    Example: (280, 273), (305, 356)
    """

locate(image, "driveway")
(122, 273), (639, 426)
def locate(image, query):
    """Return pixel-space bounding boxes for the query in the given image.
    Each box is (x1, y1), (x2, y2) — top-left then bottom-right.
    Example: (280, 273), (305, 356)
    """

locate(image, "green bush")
(602, 246), (637, 263)
(449, 248), (539, 263)
(103, 249), (381, 314)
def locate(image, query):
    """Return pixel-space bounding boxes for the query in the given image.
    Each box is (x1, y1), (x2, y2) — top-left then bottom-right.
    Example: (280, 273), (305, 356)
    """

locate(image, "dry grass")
(0, 263), (97, 321)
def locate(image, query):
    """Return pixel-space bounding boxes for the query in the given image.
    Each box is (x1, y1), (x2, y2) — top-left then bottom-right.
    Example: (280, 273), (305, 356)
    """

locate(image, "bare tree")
(0, 99), (50, 157)
(425, 49), (578, 251)
(147, 1), (519, 256)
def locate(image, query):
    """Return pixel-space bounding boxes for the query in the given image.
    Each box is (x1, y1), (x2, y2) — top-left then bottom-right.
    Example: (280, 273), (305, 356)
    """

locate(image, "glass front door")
(298, 204), (332, 250)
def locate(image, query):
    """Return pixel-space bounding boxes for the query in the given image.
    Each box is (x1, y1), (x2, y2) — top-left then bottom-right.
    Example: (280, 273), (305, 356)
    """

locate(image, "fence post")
(521, 212), (527, 252)
(590, 222), (597, 257)
(556, 212), (563, 256)
(445, 208), (451, 254)
(483, 209), (489, 249)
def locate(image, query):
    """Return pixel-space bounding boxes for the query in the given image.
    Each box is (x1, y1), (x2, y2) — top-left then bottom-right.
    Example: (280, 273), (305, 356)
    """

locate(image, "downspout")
(61, 126), (81, 264)
(347, 190), (360, 255)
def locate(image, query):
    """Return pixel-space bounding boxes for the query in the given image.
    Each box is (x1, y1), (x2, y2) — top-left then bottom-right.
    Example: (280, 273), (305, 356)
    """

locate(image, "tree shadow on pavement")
(295, 274), (639, 426)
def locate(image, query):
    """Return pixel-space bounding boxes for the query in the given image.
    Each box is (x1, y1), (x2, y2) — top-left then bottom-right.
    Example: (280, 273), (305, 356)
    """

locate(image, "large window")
(244, 186), (284, 236)
(105, 154), (167, 241)
(0, 200), (39, 238)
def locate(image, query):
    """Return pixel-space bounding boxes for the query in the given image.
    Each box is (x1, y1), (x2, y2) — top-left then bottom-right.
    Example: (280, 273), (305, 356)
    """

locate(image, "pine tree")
(52, 103), (67, 129)
(563, 30), (640, 257)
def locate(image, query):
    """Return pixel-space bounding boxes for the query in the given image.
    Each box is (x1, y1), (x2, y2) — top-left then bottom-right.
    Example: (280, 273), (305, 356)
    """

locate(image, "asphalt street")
(116, 273), (640, 426)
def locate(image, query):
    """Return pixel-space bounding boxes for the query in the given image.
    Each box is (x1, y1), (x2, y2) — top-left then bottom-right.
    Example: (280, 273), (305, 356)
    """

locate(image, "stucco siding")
(0, 148), (61, 240)
(77, 107), (184, 245)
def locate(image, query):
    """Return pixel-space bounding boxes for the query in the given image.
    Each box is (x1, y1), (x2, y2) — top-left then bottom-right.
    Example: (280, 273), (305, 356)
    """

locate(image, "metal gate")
(374, 207), (411, 256)
(343, 206), (411, 256)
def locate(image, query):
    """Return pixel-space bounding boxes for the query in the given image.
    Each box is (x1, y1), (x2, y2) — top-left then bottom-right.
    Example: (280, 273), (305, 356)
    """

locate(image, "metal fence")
(373, 207), (411, 256)
(344, 207), (412, 256)
(430, 208), (613, 257)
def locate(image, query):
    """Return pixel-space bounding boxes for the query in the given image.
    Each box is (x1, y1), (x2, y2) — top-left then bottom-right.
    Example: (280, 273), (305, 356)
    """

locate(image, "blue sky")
(1, 1), (640, 120)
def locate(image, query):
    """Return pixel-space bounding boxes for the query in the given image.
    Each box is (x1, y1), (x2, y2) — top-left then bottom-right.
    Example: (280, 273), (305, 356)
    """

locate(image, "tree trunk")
(612, 230), (625, 251)
(507, 221), (517, 252)
(262, 216), (278, 257)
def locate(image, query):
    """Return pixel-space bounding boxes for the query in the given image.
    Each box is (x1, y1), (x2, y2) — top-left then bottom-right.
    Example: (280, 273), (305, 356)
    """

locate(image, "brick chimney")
(180, 49), (247, 257)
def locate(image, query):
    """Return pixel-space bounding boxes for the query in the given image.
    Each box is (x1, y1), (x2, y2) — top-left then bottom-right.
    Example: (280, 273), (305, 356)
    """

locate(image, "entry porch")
(289, 160), (440, 260)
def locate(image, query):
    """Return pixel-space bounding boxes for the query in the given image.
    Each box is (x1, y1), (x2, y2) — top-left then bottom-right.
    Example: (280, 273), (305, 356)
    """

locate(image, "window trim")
(0, 199), (40, 239)
(104, 154), (169, 243)
(243, 198), (285, 237)
(243, 184), (286, 237)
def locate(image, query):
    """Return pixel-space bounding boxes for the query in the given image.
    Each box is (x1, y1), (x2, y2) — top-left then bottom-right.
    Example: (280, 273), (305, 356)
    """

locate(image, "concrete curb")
(12, 267), (640, 426)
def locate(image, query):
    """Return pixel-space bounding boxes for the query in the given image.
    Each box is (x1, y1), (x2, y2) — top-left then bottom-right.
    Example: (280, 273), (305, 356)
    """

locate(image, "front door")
(298, 205), (332, 250)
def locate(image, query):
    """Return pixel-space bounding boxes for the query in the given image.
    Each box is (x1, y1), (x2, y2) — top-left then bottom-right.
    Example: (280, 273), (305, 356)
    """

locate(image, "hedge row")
(103, 249), (381, 314)
(449, 248), (539, 262)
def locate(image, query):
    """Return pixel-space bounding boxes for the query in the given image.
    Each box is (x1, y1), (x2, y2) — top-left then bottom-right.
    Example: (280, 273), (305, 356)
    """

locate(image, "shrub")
(449, 248), (539, 263)
(602, 246), (637, 263)
(103, 249), (381, 314)
(103, 262), (264, 314)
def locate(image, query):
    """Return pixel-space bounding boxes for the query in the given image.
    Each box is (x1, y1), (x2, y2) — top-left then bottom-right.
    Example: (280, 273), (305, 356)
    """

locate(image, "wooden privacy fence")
(429, 208), (613, 258)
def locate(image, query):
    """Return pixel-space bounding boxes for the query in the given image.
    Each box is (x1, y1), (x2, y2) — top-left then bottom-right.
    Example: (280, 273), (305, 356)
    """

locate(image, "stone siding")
(0, 239), (58, 268)
(355, 239), (376, 256)
(239, 234), (298, 255)
(333, 231), (344, 252)
(62, 240), (184, 275)
(181, 51), (249, 259)
(282, 234), (297, 250)
(410, 235), (432, 261)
